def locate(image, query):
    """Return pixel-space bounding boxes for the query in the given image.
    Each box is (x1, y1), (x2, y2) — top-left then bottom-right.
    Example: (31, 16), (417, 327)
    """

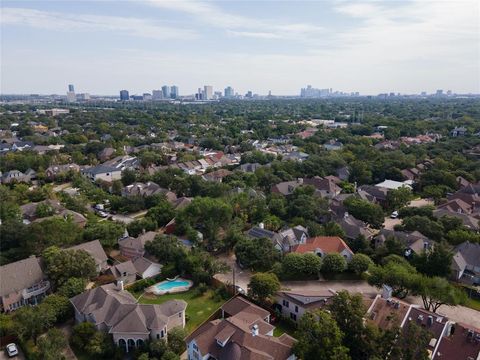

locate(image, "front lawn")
(272, 319), (297, 338)
(134, 288), (226, 334)
(465, 297), (480, 311)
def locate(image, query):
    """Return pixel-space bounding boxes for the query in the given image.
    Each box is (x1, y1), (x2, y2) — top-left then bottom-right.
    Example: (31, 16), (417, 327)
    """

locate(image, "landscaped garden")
(133, 288), (228, 333)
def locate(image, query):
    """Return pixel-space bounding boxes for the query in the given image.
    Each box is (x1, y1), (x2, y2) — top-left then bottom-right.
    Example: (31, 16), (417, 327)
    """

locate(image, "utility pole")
(233, 266), (236, 295)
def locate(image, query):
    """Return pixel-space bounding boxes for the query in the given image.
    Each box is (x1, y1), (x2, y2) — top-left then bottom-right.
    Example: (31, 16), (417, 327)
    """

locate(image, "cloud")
(1, 7), (197, 39)
(145, 0), (325, 40)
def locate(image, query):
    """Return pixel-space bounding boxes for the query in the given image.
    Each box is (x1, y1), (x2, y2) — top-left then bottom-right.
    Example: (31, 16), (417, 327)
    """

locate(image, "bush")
(348, 254), (373, 274)
(194, 283), (208, 296)
(321, 253), (347, 274)
(128, 278), (156, 293)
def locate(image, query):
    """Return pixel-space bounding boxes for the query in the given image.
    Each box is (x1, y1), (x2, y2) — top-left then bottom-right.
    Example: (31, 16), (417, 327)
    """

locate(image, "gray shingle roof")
(0, 256), (46, 297)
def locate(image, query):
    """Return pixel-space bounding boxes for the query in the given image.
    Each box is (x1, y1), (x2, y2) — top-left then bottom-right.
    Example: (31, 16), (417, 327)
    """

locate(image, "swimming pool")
(148, 278), (193, 295)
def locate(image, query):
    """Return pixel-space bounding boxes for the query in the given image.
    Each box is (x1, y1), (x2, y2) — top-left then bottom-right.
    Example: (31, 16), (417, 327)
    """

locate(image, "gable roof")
(454, 242), (480, 268)
(68, 240), (108, 268)
(132, 257), (161, 274)
(70, 284), (186, 334)
(186, 296), (295, 360)
(0, 256), (46, 297)
(277, 290), (335, 309)
(291, 236), (353, 255)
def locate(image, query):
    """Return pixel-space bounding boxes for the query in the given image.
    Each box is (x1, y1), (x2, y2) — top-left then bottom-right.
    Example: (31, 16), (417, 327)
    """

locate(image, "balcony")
(22, 281), (50, 300)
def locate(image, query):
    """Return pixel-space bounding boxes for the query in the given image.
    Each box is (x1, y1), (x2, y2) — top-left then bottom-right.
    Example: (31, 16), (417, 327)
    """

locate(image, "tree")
(41, 294), (72, 323)
(368, 261), (420, 299)
(58, 277), (87, 298)
(162, 350), (180, 360)
(167, 327), (187, 354)
(321, 253), (347, 274)
(35, 202), (55, 218)
(121, 169), (136, 186)
(42, 246), (97, 286)
(280, 253), (322, 279)
(293, 310), (350, 360)
(149, 339), (168, 359)
(83, 221), (125, 248)
(234, 237), (279, 271)
(71, 322), (96, 349)
(146, 201), (176, 227)
(348, 253), (373, 274)
(13, 306), (56, 343)
(417, 276), (467, 313)
(402, 215), (444, 240)
(145, 235), (186, 264)
(85, 331), (112, 357)
(329, 291), (375, 360)
(413, 242), (453, 277)
(127, 217), (158, 237)
(395, 321), (431, 360)
(344, 197), (384, 228)
(37, 328), (67, 360)
(248, 272), (280, 303)
(386, 186), (413, 211)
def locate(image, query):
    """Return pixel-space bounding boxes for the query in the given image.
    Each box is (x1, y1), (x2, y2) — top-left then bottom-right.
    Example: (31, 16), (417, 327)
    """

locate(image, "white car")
(6, 343), (18, 357)
(390, 211), (399, 219)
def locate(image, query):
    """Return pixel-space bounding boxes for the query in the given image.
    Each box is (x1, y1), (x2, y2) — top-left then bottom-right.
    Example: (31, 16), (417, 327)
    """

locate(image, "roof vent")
(427, 316), (433, 326)
(252, 324), (259, 337)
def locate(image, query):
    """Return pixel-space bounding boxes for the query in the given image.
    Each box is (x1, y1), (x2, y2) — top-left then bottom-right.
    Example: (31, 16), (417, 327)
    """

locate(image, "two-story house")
(70, 283), (187, 353)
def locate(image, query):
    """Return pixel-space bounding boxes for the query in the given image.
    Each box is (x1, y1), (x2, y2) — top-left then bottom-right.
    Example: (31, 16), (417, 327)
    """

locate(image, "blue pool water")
(155, 280), (190, 291)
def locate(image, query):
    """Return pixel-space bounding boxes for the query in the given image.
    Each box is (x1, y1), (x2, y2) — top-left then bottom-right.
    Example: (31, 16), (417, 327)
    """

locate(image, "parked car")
(235, 285), (246, 294)
(6, 343), (18, 357)
(390, 211), (399, 219)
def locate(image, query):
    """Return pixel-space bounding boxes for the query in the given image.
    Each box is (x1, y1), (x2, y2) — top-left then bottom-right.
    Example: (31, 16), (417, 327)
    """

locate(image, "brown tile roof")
(433, 323), (480, 360)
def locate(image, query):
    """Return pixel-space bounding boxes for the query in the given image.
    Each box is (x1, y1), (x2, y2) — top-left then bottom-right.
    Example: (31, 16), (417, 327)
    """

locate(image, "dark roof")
(0, 256), (46, 297)
(454, 242), (480, 268)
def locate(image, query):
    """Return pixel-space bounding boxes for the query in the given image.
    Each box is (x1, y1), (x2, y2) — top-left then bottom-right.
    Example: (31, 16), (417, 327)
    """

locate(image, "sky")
(1, 0), (479, 95)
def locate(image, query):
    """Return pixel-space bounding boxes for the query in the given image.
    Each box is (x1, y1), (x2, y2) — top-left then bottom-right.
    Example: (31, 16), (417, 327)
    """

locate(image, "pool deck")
(147, 278), (193, 296)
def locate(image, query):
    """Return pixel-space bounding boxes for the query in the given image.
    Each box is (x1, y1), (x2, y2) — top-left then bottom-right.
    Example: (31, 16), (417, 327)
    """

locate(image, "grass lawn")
(134, 289), (226, 334)
(272, 320), (297, 338)
(465, 297), (480, 311)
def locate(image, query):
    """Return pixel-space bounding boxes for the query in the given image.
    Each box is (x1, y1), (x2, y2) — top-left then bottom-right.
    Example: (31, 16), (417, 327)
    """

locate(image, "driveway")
(214, 253), (252, 291)
(383, 217), (401, 230)
(409, 198), (434, 208)
(0, 346), (25, 360)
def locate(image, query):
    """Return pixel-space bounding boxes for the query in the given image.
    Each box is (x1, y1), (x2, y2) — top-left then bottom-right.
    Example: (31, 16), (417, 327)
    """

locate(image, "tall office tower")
(246, 91), (253, 98)
(170, 86), (179, 99)
(152, 90), (163, 100)
(68, 84), (75, 92)
(66, 84), (76, 102)
(224, 86), (234, 98)
(162, 85), (171, 99)
(204, 86), (213, 100)
(143, 93), (152, 101)
(120, 90), (130, 101)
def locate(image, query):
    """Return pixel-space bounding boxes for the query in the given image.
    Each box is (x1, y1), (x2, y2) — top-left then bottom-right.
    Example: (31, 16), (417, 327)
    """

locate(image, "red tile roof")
(291, 236), (353, 254)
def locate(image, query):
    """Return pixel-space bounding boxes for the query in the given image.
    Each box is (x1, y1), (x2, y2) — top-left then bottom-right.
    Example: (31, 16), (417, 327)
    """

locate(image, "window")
(282, 300), (289, 307)
(160, 330), (164, 338)
(290, 313), (297, 321)
(193, 344), (198, 351)
(295, 306), (298, 313)
(156, 334), (160, 339)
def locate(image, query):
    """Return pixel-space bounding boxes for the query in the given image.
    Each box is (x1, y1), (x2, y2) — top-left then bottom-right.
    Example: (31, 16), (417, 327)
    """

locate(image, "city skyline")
(1, 0), (479, 95)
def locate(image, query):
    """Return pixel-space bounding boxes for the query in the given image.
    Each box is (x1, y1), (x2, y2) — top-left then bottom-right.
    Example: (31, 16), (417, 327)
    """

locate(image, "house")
(121, 182), (177, 202)
(98, 147), (116, 162)
(366, 293), (451, 358)
(70, 283), (187, 353)
(106, 261), (137, 284)
(185, 296), (296, 360)
(33, 209), (88, 228)
(132, 257), (162, 279)
(173, 197), (193, 210)
(437, 198), (474, 214)
(271, 179), (304, 196)
(20, 199), (65, 222)
(323, 139), (343, 151)
(278, 225), (309, 252)
(450, 126), (467, 137)
(68, 240), (109, 274)
(0, 141), (33, 153)
(202, 169), (233, 183)
(432, 209), (479, 231)
(375, 179), (412, 191)
(275, 289), (336, 323)
(303, 177), (342, 198)
(334, 212), (374, 240)
(1, 169), (35, 184)
(119, 231), (158, 260)
(283, 151), (309, 162)
(103, 155), (139, 171)
(81, 165), (122, 183)
(374, 229), (432, 257)
(358, 185), (389, 207)
(291, 236), (354, 261)
(0, 256), (50, 312)
(239, 162), (262, 173)
(451, 242), (480, 284)
(336, 166), (350, 181)
(432, 322), (480, 360)
(45, 164), (80, 179)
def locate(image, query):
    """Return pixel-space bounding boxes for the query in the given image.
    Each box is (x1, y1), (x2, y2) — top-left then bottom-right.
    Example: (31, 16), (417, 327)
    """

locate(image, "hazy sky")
(1, 0), (479, 95)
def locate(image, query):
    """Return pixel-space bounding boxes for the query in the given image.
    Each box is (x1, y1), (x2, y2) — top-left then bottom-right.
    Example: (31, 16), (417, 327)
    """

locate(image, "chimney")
(258, 223), (264, 229)
(427, 316), (433, 326)
(251, 324), (259, 337)
(382, 285), (393, 299)
(118, 280), (124, 291)
(344, 212), (349, 219)
(297, 178), (303, 185)
(142, 228), (146, 234)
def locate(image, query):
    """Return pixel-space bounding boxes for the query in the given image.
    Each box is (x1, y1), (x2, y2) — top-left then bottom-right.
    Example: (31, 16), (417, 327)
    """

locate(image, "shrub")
(321, 253), (347, 274)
